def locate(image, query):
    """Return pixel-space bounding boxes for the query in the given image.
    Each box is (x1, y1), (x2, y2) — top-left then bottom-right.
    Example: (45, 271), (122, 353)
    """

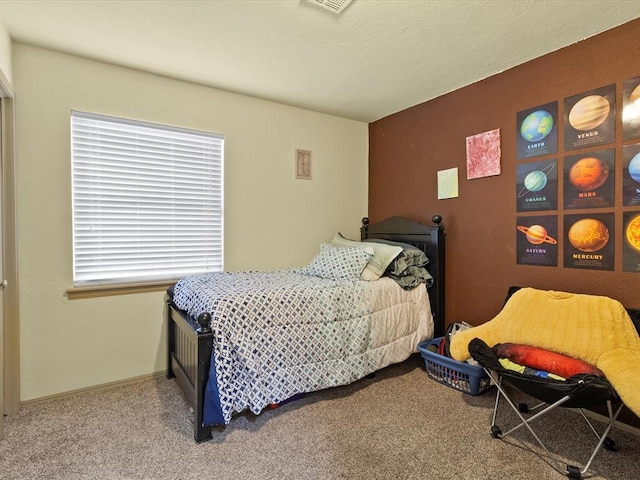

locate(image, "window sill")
(66, 280), (177, 300)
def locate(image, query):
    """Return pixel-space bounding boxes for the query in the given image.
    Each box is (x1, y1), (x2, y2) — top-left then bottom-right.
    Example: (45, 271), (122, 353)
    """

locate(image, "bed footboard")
(166, 302), (214, 442)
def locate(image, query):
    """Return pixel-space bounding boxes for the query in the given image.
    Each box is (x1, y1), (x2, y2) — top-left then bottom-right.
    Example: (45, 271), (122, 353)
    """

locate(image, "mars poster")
(516, 215), (558, 266)
(563, 213), (614, 271)
(564, 84), (615, 151)
(516, 159), (557, 212)
(623, 76), (640, 140)
(623, 143), (640, 206)
(623, 211), (640, 272)
(516, 102), (558, 160)
(563, 149), (614, 209)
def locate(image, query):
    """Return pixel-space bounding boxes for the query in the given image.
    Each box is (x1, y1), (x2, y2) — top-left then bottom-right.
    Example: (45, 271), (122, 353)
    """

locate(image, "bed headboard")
(360, 215), (446, 337)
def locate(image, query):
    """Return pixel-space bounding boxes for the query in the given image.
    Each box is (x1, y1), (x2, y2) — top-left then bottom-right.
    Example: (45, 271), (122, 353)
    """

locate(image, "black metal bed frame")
(166, 215), (446, 442)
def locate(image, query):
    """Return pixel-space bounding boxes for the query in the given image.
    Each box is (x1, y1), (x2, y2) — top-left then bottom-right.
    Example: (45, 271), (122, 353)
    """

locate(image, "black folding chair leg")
(484, 368), (622, 479)
(486, 368), (574, 473)
(575, 400), (624, 476)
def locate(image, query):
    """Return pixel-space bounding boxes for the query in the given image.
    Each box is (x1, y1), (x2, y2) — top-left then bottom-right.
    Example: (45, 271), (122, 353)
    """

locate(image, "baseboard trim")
(21, 371), (166, 407)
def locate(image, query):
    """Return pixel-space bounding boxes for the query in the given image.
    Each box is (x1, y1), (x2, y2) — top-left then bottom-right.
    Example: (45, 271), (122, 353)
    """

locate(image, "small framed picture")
(296, 149), (312, 180)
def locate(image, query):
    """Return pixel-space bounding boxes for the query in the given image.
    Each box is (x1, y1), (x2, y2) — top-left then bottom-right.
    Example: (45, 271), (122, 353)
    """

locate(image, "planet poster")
(623, 76), (640, 140)
(564, 84), (615, 151)
(563, 149), (615, 210)
(623, 144), (640, 206)
(623, 211), (640, 272)
(516, 102), (558, 160)
(516, 215), (558, 266)
(563, 213), (614, 270)
(516, 159), (558, 212)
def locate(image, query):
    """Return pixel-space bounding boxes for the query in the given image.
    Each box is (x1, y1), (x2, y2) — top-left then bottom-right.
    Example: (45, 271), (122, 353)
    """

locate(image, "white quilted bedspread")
(172, 270), (433, 424)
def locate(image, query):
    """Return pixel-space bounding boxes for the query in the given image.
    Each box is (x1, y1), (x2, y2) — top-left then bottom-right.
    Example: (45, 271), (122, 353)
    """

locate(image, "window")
(71, 111), (224, 287)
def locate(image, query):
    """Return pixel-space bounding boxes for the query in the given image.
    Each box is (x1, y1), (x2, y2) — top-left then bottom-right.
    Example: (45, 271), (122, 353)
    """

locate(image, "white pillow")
(330, 233), (403, 281)
(303, 243), (373, 281)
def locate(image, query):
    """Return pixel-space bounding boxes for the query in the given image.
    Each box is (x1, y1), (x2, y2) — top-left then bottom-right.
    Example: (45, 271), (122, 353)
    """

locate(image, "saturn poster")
(516, 215), (558, 266)
(564, 84), (615, 151)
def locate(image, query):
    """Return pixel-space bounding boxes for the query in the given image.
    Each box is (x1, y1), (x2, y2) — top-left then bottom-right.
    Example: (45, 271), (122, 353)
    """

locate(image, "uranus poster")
(516, 102), (558, 160)
(516, 159), (557, 212)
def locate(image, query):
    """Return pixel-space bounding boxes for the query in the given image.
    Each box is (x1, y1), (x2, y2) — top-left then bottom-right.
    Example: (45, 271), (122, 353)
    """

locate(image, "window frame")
(69, 110), (224, 296)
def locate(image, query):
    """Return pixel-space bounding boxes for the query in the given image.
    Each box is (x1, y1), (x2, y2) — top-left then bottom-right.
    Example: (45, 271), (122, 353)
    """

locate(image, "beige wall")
(0, 20), (12, 85)
(14, 44), (368, 401)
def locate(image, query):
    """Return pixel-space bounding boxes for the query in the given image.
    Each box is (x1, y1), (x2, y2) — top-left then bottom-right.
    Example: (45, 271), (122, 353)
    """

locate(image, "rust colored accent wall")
(369, 19), (640, 326)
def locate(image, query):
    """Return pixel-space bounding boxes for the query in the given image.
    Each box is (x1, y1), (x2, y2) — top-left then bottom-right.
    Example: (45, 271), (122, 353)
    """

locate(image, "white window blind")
(71, 110), (224, 286)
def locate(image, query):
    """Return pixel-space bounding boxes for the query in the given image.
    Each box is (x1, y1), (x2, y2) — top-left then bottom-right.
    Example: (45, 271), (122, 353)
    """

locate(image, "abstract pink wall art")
(466, 128), (501, 179)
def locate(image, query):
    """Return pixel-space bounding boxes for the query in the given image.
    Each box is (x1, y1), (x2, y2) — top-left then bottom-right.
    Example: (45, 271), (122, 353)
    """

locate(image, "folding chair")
(469, 338), (624, 480)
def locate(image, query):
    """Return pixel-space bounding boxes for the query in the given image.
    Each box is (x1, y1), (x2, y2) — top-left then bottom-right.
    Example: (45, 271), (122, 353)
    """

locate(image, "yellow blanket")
(450, 287), (640, 416)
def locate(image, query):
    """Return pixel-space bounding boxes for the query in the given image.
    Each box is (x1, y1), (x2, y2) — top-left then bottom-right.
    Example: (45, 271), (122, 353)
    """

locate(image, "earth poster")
(516, 102), (558, 160)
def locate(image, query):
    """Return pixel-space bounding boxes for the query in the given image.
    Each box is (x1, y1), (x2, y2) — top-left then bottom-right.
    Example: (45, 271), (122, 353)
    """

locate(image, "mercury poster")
(516, 102), (558, 160)
(516, 159), (558, 212)
(623, 143), (640, 206)
(563, 213), (614, 270)
(564, 85), (615, 151)
(623, 211), (640, 272)
(563, 149), (614, 209)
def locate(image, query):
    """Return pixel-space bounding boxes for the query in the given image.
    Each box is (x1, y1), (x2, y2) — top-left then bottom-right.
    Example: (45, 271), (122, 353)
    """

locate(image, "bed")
(166, 215), (446, 442)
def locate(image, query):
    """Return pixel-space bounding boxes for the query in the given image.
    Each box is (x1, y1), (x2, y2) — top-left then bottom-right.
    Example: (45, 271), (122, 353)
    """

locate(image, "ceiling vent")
(305, 0), (353, 14)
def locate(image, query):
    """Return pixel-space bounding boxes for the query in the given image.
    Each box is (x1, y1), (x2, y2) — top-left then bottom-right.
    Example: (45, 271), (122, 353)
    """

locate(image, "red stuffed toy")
(494, 343), (604, 378)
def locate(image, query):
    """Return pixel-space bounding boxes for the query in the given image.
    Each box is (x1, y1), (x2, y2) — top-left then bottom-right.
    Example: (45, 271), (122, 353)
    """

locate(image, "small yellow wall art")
(438, 167), (459, 199)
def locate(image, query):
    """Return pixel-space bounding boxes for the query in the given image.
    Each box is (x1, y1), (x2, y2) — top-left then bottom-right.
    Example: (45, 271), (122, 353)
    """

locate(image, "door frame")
(0, 67), (19, 435)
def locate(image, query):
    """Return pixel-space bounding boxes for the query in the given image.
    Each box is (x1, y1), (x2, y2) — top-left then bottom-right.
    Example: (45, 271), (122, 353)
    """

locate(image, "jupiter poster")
(564, 84), (615, 151)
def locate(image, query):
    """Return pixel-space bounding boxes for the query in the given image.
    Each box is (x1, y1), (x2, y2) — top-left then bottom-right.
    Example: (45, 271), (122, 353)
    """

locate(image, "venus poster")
(623, 143), (640, 206)
(563, 213), (614, 270)
(516, 215), (558, 266)
(516, 159), (558, 212)
(623, 211), (640, 272)
(623, 76), (640, 140)
(564, 84), (615, 151)
(563, 149), (614, 209)
(516, 102), (558, 160)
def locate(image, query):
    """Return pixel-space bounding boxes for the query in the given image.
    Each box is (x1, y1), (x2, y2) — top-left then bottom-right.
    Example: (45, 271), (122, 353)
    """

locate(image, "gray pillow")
(303, 243), (373, 281)
(366, 238), (429, 276)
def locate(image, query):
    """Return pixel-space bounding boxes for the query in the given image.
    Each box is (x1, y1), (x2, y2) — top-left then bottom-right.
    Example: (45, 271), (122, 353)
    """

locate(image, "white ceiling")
(0, 0), (639, 123)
